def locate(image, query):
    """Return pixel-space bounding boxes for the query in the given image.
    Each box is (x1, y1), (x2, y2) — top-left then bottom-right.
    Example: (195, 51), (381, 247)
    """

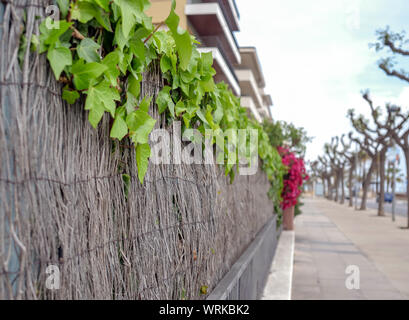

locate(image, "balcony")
(240, 96), (262, 123)
(235, 69), (263, 108)
(189, 0), (240, 31)
(197, 47), (240, 96)
(238, 47), (265, 88)
(185, 2), (241, 65)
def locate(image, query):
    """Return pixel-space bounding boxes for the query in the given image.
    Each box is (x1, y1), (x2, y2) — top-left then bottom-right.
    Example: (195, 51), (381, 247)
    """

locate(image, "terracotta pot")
(283, 205), (294, 230)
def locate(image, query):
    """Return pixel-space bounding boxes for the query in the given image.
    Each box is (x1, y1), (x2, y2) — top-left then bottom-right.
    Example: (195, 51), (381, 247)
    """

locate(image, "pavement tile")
(292, 197), (408, 300)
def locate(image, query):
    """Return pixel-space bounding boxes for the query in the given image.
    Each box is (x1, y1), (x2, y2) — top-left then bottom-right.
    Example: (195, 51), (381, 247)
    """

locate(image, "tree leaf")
(47, 45), (72, 79)
(77, 38), (101, 62)
(135, 143), (150, 184)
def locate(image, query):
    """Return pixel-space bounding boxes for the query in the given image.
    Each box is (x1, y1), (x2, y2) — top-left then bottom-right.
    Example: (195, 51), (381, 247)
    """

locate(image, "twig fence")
(0, 0), (277, 299)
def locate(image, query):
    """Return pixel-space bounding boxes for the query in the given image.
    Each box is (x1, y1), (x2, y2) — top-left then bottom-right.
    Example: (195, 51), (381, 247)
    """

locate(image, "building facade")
(147, 0), (273, 122)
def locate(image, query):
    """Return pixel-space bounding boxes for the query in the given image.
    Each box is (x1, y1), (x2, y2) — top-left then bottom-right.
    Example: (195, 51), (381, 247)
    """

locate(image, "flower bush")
(278, 146), (309, 210)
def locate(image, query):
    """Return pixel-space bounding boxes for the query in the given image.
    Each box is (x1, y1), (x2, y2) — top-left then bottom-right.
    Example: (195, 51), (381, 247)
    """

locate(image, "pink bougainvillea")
(278, 146), (309, 210)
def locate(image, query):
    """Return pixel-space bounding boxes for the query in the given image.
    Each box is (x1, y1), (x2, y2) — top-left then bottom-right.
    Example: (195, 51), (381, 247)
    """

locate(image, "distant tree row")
(310, 26), (409, 228)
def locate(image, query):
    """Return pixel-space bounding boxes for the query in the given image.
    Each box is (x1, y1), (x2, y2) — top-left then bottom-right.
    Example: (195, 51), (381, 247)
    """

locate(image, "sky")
(235, 0), (409, 162)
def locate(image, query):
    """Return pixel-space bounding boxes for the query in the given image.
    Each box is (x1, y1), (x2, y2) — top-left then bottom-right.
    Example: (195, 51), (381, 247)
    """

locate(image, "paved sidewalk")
(292, 197), (409, 300)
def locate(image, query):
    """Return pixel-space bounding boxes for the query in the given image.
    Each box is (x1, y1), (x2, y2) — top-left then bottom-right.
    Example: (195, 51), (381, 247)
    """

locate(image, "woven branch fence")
(0, 0), (276, 299)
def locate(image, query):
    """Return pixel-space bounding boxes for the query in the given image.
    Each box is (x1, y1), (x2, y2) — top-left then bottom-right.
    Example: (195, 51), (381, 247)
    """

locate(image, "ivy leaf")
(114, 22), (128, 51)
(175, 100), (186, 116)
(47, 45), (72, 79)
(71, 2), (112, 31)
(62, 85), (80, 104)
(156, 86), (174, 115)
(199, 75), (215, 93)
(56, 0), (70, 18)
(77, 38), (101, 63)
(135, 143), (150, 184)
(129, 36), (146, 62)
(72, 59), (108, 90)
(85, 80), (120, 127)
(70, 2), (97, 23)
(87, 102), (105, 129)
(196, 109), (209, 125)
(201, 51), (213, 70)
(126, 109), (156, 144)
(101, 50), (121, 86)
(110, 116), (128, 140)
(128, 73), (141, 98)
(200, 285), (208, 295)
(93, 0), (110, 11)
(160, 55), (172, 73)
(165, 1), (192, 70)
(125, 92), (137, 114)
(94, 6), (112, 31)
(139, 95), (152, 112)
(114, 0), (145, 38)
(39, 19), (72, 47)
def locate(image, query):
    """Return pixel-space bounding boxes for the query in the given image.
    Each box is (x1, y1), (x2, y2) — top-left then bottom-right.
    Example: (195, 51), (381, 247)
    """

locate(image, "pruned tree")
(387, 120), (409, 228)
(338, 134), (357, 207)
(324, 137), (347, 203)
(348, 91), (409, 214)
(373, 27), (409, 83)
(318, 155), (334, 200)
(373, 27), (409, 227)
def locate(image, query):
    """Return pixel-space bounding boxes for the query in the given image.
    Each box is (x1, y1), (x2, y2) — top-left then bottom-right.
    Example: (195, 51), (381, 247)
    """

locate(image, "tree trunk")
(322, 177), (327, 197)
(327, 177), (333, 200)
(348, 163), (354, 207)
(334, 172), (339, 202)
(378, 149), (386, 216)
(360, 159), (375, 210)
(405, 149), (409, 228)
(340, 168), (345, 204)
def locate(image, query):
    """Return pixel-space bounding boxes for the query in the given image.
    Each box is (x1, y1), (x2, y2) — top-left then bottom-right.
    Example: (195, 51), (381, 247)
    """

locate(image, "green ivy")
(33, 0), (285, 204)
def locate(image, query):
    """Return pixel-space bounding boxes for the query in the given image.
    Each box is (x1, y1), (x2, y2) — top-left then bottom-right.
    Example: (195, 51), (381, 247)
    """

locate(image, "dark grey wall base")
(207, 216), (281, 300)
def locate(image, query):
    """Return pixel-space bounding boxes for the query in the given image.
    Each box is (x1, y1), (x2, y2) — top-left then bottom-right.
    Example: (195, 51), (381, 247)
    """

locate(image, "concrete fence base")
(207, 216), (281, 300)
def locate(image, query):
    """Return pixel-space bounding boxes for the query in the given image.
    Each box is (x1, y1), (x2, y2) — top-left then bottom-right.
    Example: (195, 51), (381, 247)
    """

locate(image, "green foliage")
(262, 118), (311, 158)
(35, 0), (285, 201)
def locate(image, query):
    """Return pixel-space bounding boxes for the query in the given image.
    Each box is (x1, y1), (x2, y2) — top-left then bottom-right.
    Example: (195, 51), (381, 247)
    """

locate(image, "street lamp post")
(392, 160), (396, 222)
(354, 144), (359, 210)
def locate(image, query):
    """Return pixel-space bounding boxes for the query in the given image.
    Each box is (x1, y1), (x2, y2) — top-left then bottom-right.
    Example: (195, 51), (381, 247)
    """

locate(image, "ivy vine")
(30, 0), (285, 206)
